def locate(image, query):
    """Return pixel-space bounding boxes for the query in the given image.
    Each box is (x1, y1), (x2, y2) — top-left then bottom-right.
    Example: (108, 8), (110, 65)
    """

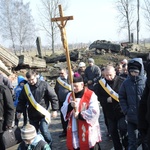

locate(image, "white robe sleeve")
(81, 92), (100, 126)
(61, 92), (72, 121)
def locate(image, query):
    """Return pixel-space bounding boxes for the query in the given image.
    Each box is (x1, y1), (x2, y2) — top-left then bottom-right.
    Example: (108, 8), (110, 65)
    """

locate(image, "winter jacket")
(84, 64), (101, 91)
(0, 84), (14, 133)
(16, 79), (59, 121)
(119, 58), (146, 124)
(17, 134), (50, 150)
(14, 76), (27, 107)
(0, 74), (13, 92)
(97, 75), (125, 120)
(138, 62), (150, 130)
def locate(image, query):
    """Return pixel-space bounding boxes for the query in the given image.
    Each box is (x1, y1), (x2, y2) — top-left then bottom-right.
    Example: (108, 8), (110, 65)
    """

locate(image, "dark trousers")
(15, 108), (27, 126)
(127, 122), (149, 150)
(147, 128), (150, 149)
(107, 117), (128, 150)
(0, 132), (5, 150)
(30, 118), (52, 147)
(59, 101), (68, 133)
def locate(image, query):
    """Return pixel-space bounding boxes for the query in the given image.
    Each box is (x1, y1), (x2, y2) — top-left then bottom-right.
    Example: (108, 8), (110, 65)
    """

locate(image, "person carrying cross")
(61, 72), (102, 150)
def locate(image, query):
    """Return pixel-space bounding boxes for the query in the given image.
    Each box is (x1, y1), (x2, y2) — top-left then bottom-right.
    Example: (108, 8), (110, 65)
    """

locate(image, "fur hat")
(21, 124), (37, 140)
(73, 72), (83, 83)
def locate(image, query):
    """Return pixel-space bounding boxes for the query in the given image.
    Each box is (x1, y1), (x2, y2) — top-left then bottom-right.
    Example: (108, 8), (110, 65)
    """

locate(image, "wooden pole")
(51, 5), (76, 103)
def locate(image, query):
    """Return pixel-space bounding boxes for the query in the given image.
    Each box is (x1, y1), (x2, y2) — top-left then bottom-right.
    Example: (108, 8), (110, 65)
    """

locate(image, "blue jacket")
(119, 58), (146, 124)
(14, 76), (27, 107)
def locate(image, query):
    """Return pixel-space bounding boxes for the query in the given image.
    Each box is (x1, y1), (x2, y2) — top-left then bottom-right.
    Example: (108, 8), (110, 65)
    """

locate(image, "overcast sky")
(1, 0), (149, 47)
(27, 0), (123, 45)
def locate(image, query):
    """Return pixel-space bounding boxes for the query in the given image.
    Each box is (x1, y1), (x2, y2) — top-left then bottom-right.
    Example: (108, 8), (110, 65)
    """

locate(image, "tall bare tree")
(116, 0), (135, 42)
(0, 0), (36, 54)
(38, 0), (68, 53)
(0, 0), (16, 52)
(137, 0), (140, 44)
(13, 1), (36, 54)
(143, 0), (150, 30)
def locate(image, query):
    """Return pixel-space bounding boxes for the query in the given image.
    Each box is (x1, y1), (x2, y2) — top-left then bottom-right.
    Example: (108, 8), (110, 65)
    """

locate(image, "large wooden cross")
(51, 5), (76, 102)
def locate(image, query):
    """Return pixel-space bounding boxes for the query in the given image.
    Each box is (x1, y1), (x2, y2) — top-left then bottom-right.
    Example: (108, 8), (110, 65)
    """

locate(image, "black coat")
(0, 84), (14, 133)
(54, 78), (70, 103)
(97, 76), (125, 120)
(16, 79), (59, 121)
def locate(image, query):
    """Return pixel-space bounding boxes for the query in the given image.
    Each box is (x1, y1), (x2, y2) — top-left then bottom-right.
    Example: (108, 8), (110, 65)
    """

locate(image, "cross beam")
(51, 5), (76, 103)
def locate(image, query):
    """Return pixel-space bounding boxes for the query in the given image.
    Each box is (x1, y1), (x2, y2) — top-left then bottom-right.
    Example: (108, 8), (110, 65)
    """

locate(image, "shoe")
(59, 131), (67, 138)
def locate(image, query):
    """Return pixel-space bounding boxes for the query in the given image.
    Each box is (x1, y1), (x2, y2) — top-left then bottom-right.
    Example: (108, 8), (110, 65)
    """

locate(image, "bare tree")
(0, 0), (16, 52)
(143, 0), (150, 30)
(38, 0), (68, 53)
(137, 0), (140, 44)
(116, 0), (135, 42)
(13, 1), (36, 54)
(0, 0), (36, 54)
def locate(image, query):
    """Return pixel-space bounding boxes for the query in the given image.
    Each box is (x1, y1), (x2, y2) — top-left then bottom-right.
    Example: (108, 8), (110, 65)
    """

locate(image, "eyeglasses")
(59, 73), (64, 75)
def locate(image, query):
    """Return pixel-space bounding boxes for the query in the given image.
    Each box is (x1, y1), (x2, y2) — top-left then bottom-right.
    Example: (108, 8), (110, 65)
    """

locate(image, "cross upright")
(51, 5), (73, 50)
(51, 5), (76, 104)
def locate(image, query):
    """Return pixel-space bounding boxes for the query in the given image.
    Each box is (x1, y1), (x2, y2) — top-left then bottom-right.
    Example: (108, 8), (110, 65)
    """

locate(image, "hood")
(128, 58), (144, 77)
(17, 75), (27, 85)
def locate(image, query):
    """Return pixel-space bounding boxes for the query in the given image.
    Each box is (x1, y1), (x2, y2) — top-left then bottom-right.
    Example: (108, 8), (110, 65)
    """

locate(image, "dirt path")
(7, 108), (114, 150)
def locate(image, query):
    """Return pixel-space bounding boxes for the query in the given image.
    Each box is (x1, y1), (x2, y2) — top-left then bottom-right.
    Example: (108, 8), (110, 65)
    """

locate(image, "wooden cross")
(51, 5), (76, 103)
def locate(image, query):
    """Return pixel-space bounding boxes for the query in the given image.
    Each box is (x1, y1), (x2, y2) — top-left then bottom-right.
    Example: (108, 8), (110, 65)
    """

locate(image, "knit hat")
(128, 60), (141, 73)
(88, 58), (94, 63)
(78, 62), (86, 68)
(21, 124), (37, 140)
(73, 72), (83, 83)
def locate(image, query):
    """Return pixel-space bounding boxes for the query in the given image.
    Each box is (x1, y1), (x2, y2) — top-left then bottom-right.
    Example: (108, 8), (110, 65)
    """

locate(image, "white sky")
(28, 0), (124, 45)
(1, 0), (150, 47)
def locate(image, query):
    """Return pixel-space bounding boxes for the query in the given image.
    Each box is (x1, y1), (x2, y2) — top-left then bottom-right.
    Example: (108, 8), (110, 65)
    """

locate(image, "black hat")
(128, 60), (141, 73)
(73, 72), (83, 83)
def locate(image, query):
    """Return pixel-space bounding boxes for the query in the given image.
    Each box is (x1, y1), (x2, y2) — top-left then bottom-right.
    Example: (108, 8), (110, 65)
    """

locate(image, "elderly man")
(61, 72), (101, 150)
(54, 68), (71, 137)
(97, 65), (127, 150)
(84, 58), (101, 92)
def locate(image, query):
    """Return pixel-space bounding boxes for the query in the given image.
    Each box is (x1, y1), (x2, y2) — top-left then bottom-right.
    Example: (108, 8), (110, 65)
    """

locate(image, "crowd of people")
(0, 57), (150, 150)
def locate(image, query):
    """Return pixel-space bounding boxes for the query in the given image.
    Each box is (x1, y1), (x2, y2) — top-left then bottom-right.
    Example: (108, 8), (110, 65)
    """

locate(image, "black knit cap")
(128, 60), (141, 72)
(73, 72), (83, 83)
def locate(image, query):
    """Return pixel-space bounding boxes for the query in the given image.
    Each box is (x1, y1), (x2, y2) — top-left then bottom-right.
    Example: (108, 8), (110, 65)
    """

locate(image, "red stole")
(67, 88), (93, 150)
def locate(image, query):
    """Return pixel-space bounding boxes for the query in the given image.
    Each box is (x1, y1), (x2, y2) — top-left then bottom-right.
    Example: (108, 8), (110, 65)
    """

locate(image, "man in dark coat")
(16, 70), (59, 148)
(84, 58), (101, 92)
(138, 62), (150, 149)
(0, 84), (14, 150)
(97, 65), (127, 150)
(54, 68), (71, 137)
(119, 58), (148, 150)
